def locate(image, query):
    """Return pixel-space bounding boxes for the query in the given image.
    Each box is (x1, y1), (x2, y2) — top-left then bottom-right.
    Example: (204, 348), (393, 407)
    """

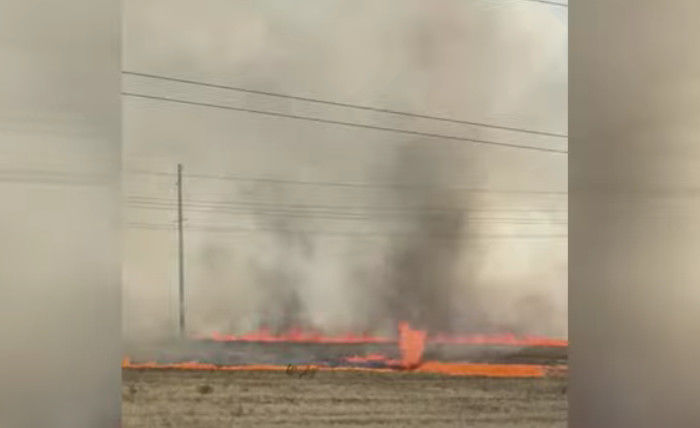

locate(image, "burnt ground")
(125, 340), (567, 368)
(122, 369), (567, 427)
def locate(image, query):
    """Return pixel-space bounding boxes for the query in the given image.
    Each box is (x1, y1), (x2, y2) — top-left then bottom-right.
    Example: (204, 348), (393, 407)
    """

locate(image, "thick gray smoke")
(381, 144), (474, 333)
(197, 143), (476, 336)
(178, 143), (474, 337)
(122, 0), (567, 343)
(249, 232), (311, 332)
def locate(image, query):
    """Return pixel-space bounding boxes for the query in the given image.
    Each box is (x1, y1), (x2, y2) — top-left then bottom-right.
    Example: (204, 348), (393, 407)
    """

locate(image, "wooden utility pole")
(177, 163), (185, 339)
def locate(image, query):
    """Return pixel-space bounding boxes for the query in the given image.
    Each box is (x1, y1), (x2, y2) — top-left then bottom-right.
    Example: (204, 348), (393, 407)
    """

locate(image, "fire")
(121, 357), (561, 378)
(430, 333), (568, 347)
(398, 321), (427, 368)
(414, 362), (547, 377)
(202, 326), (567, 347)
(124, 322), (567, 378)
(344, 353), (395, 364)
(341, 322), (426, 368)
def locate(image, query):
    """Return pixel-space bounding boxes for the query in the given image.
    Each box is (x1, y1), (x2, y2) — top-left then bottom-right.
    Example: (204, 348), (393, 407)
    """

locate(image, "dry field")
(122, 368), (567, 427)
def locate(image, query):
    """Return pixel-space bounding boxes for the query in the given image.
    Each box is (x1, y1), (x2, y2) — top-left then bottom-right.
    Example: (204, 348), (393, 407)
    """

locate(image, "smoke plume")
(122, 0), (567, 343)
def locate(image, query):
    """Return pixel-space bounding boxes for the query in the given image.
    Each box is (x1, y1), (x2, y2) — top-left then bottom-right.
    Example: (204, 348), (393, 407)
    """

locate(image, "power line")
(128, 203), (567, 224)
(122, 71), (567, 138)
(0, 169), (114, 187)
(122, 92), (568, 154)
(125, 221), (568, 240)
(127, 203), (567, 224)
(127, 202), (567, 217)
(0, 177), (109, 186)
(126, 195), (567, 214)
(519, 0), (567, 7)
(125, 169), (568, 194)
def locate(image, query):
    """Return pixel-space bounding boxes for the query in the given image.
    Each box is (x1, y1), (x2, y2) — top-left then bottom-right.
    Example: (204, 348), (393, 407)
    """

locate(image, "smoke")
(249, 232), (310, 331)
(122, 0), (567, 343)
(380, 143), (474, 332)
(181, 144), (473, 337)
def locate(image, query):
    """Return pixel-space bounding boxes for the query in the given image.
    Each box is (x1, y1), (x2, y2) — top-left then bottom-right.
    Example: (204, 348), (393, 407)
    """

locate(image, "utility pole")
(177, 163), (185, 339)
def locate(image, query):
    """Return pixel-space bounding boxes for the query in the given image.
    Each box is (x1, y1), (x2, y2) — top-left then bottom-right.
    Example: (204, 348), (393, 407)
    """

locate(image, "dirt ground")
(122, 369), (567, 427)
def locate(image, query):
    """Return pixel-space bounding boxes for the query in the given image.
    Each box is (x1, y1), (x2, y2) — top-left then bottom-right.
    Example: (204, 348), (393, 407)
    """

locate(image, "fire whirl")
(398, 321), (427, 368)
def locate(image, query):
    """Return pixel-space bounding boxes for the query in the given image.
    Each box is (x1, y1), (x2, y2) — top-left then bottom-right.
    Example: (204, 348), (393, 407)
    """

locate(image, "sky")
(122, 0), (568, 340)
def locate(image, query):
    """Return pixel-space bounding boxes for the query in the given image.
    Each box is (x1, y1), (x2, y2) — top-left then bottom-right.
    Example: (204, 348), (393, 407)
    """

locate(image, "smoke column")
(122, 0), (567, 343)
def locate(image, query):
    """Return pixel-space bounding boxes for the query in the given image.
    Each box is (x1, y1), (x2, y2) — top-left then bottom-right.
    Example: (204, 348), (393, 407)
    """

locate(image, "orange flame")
(398, 321), (427, 369)
(344, 353), (395, 364)
(202, 327), (567, 347)
(430, 333), (568, 347)
(415, 362), (546, 377)
(123, 323), (567, 378)
(121, 357), (562, 378)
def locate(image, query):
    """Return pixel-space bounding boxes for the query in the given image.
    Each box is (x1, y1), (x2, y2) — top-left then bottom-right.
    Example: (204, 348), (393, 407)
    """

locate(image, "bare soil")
(122, 368), (567, 427)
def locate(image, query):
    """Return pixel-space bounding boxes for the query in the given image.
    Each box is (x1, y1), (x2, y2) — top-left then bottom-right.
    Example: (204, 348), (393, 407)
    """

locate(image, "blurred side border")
(0, 0), (121, 426)
(570, 0), (700, 426)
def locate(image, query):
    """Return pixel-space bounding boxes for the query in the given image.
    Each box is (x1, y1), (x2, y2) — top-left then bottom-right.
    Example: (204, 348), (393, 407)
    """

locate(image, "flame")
(344, 353), (396, 364)
(341, 322), (426, 369)
(398, 321), (427, 368)
(429, 333), (568, 347)
(414, 362), (547, 377)
(202, 326), (567, 347)
(124, 323), (567, 378)
(121, 357), (561, 378)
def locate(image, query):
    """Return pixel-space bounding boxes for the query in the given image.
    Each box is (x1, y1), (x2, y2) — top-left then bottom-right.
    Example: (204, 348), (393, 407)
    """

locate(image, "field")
(122, 368), (567, 427)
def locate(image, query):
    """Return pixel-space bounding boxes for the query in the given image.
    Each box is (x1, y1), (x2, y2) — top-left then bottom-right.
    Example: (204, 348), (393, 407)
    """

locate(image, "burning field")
(122, 126), (567, 425)
(123, 322), (566, 375)
(122, 322), (567, 426)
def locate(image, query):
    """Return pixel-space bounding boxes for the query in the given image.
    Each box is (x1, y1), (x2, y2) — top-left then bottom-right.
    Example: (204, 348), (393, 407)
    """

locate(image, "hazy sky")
(122, 0), (567, 339)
